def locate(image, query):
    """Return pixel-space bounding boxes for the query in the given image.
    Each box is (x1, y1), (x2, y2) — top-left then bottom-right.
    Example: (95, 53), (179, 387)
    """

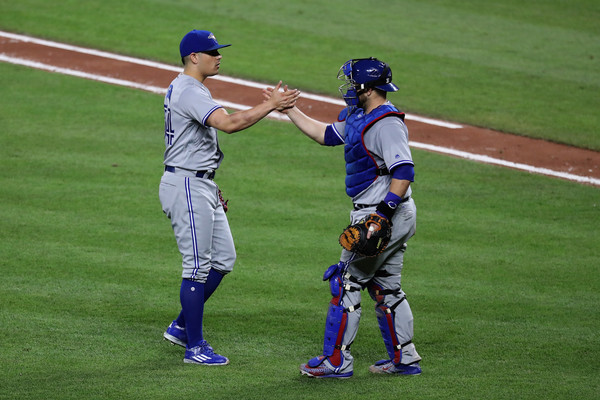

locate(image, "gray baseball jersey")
(163, 74), (224, 171)
(160, 73), (235, 282)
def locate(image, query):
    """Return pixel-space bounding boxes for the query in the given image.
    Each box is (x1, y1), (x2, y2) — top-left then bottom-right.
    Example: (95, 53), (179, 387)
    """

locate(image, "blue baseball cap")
(179, 30), (231, 58)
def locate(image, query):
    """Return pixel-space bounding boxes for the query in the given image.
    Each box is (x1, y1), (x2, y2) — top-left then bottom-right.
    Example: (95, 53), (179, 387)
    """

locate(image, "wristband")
(376, 191), (403, 220)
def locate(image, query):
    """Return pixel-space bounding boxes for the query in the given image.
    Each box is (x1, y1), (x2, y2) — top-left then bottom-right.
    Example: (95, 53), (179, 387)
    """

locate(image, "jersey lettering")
(164, 85), (175, 146)
(164, 105), (175, 146)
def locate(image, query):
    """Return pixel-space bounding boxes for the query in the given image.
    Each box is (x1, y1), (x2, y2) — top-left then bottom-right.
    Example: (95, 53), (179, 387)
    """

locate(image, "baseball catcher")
(270, 57), (422, 378)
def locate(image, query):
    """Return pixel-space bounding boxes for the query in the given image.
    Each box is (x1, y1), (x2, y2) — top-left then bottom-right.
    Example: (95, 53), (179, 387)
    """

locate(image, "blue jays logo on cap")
(179, 29), (231, 58)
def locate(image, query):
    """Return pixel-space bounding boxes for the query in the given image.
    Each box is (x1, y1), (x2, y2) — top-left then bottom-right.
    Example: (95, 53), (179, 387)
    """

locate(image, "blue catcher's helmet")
(337, 58), (399, 106)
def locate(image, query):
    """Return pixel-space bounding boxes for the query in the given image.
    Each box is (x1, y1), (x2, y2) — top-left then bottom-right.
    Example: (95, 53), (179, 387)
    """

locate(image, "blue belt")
(165, 165), (215, 180)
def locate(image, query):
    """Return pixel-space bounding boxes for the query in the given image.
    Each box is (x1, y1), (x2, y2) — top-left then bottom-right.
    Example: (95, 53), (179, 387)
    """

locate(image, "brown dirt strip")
(1, 34), (599, 186)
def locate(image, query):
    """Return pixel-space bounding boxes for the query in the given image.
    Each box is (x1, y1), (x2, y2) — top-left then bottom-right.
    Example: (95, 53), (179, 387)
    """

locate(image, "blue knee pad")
(323, 262), (342, 297)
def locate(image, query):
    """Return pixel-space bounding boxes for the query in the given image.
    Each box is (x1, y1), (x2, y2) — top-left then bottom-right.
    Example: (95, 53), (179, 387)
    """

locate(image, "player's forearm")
(389, 178), (411, 199)
(286, 107), (327, 144)
(219, 102), (275, 133)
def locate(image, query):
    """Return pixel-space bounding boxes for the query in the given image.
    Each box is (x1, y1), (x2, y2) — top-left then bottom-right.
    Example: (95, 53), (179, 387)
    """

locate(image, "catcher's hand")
(339, 214), (392, 257)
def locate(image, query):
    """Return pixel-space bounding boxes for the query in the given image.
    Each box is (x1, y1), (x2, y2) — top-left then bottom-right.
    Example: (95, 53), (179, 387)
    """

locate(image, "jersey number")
(164, 105), (174, 146)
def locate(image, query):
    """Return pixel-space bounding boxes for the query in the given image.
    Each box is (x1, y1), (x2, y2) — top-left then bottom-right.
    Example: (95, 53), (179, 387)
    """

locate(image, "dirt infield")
(1, 32), (599, 186)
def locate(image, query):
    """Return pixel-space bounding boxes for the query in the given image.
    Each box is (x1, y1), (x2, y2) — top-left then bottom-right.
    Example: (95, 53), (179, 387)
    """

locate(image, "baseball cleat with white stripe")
(163, 321), (187, 347)
(184, 341), (229, 366)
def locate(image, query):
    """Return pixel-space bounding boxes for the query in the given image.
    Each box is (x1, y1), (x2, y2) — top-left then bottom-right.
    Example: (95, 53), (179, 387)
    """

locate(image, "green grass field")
(1, 1), (599, 399)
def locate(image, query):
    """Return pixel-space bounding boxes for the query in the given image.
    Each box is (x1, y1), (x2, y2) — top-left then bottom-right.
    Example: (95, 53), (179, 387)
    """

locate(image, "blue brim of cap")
(205, 43), (231, 51)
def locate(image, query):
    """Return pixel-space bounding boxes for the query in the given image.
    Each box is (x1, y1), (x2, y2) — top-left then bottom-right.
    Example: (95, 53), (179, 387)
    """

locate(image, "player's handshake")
(262, 82), (300, 112)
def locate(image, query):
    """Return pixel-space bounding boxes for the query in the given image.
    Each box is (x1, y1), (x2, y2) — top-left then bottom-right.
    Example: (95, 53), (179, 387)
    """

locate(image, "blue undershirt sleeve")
(391, 163), (415, 182)
(324, 125), (344, 146)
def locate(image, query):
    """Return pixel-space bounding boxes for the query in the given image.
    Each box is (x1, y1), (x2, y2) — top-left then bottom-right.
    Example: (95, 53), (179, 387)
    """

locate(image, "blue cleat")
(300, 355), (353, 379)
(369, 359), (422, 375)
(163, 321), (187, 347)
(184, 341), (229, 366)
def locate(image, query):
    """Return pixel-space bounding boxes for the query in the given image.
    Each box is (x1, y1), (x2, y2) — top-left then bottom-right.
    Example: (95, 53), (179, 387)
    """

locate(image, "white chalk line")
(0, 30), (461, 129)
(410, 142), (599, 185)
(1, 32), (599, 186)
(0, 54), (289, 122)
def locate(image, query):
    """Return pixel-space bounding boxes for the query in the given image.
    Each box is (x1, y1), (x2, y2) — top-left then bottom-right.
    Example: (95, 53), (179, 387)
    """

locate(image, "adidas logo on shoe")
(184, 340), (229, 366)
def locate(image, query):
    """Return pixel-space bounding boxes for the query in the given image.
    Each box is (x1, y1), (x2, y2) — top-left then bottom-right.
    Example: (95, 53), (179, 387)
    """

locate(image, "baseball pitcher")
(160, 29), (299, 365)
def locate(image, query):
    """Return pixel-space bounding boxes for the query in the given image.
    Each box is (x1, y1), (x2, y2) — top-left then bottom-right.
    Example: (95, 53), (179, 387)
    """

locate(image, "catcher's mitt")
(339, 214), (392, 257)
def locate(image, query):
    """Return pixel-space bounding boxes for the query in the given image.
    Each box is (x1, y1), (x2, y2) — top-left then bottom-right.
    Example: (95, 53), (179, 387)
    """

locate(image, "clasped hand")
(263, 82), (300, 112)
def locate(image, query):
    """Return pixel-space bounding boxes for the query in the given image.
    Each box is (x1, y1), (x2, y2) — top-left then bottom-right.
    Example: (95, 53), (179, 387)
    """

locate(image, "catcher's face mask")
(337, 60), (360, 107)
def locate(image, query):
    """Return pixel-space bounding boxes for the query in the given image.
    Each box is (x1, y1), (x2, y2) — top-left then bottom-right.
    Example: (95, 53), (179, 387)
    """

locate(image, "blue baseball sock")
(204, 268), (225, 301)
(180, 278), (205, 348)
(175, 269), (225, 328)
